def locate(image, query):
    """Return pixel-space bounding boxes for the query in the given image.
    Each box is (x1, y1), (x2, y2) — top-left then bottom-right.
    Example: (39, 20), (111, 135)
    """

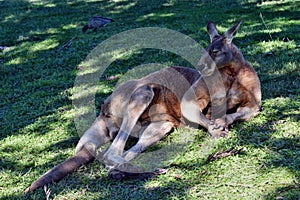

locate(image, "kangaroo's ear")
(224, 21), (242, 44)
(207, 21), (219, 42)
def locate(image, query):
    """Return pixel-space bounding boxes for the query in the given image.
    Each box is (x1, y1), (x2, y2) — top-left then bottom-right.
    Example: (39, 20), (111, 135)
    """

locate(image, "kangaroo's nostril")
(197, 64), (210, 75)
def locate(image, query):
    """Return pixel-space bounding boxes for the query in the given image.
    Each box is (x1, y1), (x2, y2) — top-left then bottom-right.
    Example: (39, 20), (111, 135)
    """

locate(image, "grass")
(0, 0), (299, 199)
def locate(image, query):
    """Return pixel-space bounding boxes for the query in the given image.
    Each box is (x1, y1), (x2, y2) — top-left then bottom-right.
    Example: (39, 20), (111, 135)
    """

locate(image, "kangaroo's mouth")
(197, 64), (216, 76)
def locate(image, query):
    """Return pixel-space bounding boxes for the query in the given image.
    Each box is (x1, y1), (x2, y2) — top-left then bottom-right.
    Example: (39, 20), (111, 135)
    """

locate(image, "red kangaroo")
(25, 21), (261, 194)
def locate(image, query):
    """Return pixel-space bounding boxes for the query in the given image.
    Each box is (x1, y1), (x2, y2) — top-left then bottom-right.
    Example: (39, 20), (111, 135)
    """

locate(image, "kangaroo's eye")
(212, 49), (221, 55)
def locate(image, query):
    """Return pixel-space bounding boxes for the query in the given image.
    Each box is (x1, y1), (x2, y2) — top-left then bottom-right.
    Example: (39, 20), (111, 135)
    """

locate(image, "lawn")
(0, 0), (299, 199)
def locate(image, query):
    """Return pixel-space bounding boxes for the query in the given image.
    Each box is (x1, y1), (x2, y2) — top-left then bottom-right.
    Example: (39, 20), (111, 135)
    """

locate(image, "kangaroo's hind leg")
(103, 85), (155, 167)
(75, 118), (111, 155)
(122, 121), (174, 162)
(109, 120), (174, 179)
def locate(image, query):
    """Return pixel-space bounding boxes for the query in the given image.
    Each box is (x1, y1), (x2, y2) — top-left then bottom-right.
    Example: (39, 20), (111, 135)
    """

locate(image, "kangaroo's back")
(104, 66), (201, 126)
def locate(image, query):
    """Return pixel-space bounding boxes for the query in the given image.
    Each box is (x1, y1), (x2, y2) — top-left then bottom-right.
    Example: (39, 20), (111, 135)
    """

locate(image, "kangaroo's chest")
(226, 78), (248, 111)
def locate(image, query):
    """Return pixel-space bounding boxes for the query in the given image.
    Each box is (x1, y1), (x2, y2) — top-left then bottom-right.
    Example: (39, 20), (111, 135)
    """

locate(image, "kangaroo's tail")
(24, 147), (95, 194)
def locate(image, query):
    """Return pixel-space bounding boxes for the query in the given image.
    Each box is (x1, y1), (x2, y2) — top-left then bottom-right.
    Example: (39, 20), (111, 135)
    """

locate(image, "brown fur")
(181, 21), (261, 137)
(25, 21), (261, 194)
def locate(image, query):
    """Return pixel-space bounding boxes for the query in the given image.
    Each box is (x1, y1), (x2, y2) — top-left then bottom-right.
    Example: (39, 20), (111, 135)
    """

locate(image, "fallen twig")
(260, 12), (273, 41)
(205, 147), (243, 164)
(109, 168), (168, 180)
(58, 36), (77, 51)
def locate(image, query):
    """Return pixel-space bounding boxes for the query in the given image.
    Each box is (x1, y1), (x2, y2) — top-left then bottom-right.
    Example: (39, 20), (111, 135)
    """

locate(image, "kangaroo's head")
(197, 21), (242, 76)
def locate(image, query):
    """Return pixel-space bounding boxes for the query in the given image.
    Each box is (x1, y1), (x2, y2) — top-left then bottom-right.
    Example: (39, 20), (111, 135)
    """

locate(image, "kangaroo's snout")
(197, 64), (215, 76)
(197, 54), (216, 76)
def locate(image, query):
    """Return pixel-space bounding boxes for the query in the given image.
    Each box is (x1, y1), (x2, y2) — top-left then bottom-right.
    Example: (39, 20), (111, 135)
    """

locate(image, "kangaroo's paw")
(223, 115), (235, 126)
(208, 120), (228, 138)
(214, 118), (227, 128)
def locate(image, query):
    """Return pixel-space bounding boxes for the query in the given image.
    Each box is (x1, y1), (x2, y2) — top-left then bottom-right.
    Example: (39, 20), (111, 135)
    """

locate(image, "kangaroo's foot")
(108, 167), (167, 180)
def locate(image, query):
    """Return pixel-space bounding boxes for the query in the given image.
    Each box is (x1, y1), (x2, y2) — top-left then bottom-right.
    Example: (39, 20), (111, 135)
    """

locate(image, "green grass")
(0, 0), (299, 199)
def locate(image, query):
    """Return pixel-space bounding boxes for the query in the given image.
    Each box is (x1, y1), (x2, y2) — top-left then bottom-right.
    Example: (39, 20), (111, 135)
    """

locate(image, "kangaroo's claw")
(208, 120), (229, 138)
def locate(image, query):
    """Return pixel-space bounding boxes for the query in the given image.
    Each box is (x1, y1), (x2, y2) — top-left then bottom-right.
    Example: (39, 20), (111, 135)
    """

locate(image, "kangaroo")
(181, 21), (261, 135)
(25, 21), (261, 194)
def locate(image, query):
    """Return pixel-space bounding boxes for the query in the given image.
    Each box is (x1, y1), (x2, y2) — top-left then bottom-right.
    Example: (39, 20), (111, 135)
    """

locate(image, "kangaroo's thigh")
(103, 85), (155, 165)
(76, 118), (110, 155)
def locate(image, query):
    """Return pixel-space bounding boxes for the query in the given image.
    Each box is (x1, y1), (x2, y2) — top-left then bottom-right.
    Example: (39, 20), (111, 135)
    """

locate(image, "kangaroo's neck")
(223, 45), (248, 73)
(219, 45), (251, 87)
(231, 44), (246, 64)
